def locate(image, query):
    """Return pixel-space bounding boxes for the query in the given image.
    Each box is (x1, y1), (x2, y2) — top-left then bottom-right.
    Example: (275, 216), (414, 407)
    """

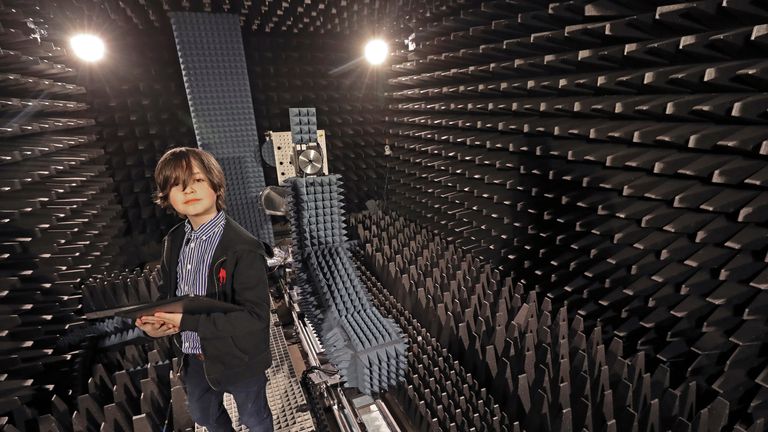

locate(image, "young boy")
(136, 147), (274, 432)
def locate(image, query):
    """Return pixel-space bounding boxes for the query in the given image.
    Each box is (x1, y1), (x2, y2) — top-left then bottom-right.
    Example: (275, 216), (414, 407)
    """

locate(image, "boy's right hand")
(136, 316), (180, 338)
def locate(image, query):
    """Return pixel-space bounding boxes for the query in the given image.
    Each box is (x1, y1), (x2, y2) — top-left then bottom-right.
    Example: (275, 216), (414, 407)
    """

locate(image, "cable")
(308, 365), (339, 376)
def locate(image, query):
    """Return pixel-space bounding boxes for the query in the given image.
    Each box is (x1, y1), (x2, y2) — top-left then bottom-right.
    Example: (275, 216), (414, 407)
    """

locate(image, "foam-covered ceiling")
(46, 0), (460, 34)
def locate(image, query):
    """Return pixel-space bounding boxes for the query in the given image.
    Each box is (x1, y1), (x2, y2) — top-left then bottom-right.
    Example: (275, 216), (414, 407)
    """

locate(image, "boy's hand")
(136, 316), (179, 338)
(153, 312), (183, 328)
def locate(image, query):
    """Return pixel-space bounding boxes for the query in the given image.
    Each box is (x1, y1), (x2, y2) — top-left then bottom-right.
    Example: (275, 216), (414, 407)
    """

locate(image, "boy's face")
(168, 162), (218, 219)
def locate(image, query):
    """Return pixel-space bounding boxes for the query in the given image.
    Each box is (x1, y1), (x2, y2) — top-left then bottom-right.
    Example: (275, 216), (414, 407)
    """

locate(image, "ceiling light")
(70, 34), (105, 62)
(364, 39), (388, 65)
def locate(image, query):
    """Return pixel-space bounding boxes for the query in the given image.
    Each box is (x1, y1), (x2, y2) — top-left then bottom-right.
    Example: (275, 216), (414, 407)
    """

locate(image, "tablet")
(84, 295), (241, 320)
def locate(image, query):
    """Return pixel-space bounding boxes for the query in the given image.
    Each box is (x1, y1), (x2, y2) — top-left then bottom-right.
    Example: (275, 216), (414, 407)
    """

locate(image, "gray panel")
(285, 175), (406, 395)
(170, 12), (273, 245)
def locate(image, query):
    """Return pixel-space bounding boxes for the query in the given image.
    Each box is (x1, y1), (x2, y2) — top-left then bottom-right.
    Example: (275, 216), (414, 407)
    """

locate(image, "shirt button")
(187, 265), (191, 270)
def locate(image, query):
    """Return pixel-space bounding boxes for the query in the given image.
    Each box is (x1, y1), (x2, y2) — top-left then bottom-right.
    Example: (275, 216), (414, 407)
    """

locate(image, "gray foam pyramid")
(285, 175), (406, 395)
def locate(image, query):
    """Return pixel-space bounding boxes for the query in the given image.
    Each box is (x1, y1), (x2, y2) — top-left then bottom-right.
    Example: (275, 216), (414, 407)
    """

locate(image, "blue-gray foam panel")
(284, 175), (407, 395)
(289, 107), (318, 144)
(170, 12), (273, 245)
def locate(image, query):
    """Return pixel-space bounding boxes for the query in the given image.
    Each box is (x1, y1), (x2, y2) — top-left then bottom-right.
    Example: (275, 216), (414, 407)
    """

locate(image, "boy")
(136, 147), (274, 432)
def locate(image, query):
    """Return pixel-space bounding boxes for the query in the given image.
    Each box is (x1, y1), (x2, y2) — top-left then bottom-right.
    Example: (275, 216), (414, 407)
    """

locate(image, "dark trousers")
(182, 355), (274, 432)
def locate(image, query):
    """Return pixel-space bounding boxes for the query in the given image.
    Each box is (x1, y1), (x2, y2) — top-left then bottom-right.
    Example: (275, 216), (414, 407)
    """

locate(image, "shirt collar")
(184, 211), (226, 239)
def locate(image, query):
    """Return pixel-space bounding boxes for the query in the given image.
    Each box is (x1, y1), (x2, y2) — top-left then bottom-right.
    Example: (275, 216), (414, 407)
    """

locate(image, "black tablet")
(84, 295), (241, 320)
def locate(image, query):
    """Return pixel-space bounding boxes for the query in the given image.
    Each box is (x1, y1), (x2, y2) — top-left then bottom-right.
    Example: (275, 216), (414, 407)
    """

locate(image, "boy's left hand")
(152, 312), (183, 327)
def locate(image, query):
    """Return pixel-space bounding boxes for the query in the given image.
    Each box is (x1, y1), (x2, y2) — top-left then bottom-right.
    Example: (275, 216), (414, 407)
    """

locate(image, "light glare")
(364, 39), (388, 65)
(70, 34), (105, 62)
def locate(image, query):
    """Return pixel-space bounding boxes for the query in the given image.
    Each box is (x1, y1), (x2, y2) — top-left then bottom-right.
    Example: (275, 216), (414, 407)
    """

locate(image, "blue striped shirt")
(176, 211), (226, 354)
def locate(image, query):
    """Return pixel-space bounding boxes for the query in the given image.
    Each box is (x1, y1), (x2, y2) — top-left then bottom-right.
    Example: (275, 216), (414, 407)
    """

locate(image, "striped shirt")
(176, 211), (226, 354)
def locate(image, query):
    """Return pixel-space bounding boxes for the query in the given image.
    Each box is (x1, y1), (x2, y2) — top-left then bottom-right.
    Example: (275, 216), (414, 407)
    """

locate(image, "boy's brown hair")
(153, 147), (227, 213)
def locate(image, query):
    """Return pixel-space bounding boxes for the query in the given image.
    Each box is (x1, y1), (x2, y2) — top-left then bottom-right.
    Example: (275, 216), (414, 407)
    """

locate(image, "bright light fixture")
(364, 39), (388, 65)
(70, 34), (105, 62)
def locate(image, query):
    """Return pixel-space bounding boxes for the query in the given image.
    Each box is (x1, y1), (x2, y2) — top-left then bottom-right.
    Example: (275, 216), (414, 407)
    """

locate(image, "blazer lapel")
(207, 217), (234, 297)
(167, 226), (186, 298)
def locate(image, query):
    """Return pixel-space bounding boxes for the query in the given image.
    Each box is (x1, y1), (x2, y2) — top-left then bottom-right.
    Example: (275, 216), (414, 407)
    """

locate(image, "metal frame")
(280, 271), (403, 432)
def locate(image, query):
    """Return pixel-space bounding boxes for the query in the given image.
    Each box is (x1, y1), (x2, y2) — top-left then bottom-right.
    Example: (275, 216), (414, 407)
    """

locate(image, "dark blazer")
(158, 215), (273, 390)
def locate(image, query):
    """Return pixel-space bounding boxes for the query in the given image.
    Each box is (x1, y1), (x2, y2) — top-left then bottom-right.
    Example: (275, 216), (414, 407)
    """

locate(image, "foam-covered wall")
(383, 1), (768, 430)
(0, 1), (132, 422)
